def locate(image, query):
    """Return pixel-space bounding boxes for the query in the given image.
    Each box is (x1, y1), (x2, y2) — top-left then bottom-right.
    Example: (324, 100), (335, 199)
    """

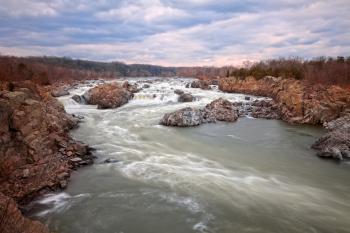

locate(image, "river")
(27, 78), (350, 233)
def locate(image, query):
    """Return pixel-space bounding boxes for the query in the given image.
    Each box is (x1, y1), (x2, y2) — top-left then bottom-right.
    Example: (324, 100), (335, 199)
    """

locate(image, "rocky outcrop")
(0, 84), (94, 232)
(204, 98), (238, 122)
(161, 98), (241, 126)
(160, 107), (205, 127)
(0, 192), (50, 233)
(219, 76), (350, 125)
(83, 83), (133, 109)
(312, 114), (350, 160)
(51, 88), (69, 97)
(178, 93), (194, 102)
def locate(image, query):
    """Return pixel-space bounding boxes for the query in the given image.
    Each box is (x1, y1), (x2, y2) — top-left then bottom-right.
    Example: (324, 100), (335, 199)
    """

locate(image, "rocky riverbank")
(219, 76), (350, 124)
(218, 76), (350, 160)
(0, 82), (94, 233)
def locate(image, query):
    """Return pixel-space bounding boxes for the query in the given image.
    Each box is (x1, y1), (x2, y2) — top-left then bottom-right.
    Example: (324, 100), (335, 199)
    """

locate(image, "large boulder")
(51, 88), (69, 97)
(160, 107), (204, 127)
(178, 93), (194, 102)
(83, 83), (133, 109)
(204, 98), (238, 122)
(161, 98), (239, 127)
(312, 114), (350, 160)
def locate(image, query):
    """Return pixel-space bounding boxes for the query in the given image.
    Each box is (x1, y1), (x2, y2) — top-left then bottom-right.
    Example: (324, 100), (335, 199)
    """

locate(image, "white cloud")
(0, 0), (349, 66)
(95, 1), (188, 23)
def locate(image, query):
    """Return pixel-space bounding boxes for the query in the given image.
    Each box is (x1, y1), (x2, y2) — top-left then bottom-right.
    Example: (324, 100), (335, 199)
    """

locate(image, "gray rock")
(174, 89), (184, 95)
(178, 93), (194, 102)
(160, 107), (204, 127)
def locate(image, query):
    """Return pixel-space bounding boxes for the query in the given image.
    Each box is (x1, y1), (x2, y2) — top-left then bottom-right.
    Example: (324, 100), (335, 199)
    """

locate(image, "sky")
(0, 0), (349, 66)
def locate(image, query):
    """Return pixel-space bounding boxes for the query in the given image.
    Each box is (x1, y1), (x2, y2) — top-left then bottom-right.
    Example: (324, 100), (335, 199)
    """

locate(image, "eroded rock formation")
(0, 83), (94, 232)
(219, 76), (350, 124)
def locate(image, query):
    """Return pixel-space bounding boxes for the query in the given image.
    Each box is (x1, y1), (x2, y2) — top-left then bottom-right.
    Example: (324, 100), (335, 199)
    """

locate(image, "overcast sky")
(0, 0), (349, 66)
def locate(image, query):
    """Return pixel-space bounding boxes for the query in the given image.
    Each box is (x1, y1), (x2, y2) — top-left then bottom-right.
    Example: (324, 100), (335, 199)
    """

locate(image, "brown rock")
(84, 83), (133, 109)
(0, 192), (50, 233)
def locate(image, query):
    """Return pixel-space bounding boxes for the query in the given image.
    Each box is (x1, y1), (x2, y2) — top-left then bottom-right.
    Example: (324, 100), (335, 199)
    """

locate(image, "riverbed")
(27, 78), (350, 233)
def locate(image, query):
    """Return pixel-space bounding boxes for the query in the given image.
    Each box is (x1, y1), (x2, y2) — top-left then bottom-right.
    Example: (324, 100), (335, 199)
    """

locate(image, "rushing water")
(27, 78), (350, 233)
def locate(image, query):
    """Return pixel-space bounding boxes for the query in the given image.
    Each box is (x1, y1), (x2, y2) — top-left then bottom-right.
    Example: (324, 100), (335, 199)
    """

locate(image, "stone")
(51, 89), (69, 97)
(312, 114), (350, 160)
(83, 83), (133, 109)
(204, 98), (238, 122)
(103, 158), (120, 164)
(174, 89), (184, 95)
(178, 93), (194, 102)
(160, 107), (204, 127)
(72, 94), (85, 104)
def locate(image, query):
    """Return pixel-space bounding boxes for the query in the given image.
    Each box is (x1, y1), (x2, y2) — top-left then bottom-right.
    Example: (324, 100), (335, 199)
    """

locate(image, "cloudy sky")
(0, 0), (349, 66)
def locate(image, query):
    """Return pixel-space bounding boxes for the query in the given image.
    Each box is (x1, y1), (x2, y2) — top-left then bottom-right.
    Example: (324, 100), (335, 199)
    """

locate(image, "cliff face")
(219, 76), (350, 125)
(0, 83), (93, 232)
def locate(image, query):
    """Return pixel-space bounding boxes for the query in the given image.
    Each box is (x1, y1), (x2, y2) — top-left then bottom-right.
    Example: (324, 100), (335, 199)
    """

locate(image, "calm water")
(27, 78), (350, 233)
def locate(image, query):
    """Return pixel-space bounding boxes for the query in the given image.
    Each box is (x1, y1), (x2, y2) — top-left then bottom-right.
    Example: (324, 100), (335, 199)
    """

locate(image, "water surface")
(28, 78), (350, 233)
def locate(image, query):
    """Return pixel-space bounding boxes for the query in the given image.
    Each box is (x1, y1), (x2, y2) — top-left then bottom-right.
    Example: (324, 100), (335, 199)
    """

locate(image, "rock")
(174, 89), (184, 95)
(72, 94), (85, 104)
(122, 81), (140, 93)
(190, 80), (201, 88)
(83, 83), (133, 109)
(185, 83), (190, 88)
(70, 157), (83, 163)
(0, 192), (50, 233)
(160, 107), (204, 127)
(219, 76), (350, 125)
(103, 158), (120, 164)
(59, 180), (67, 189)
(204, 98), (238, 122)
(161, 98), (240, 127)
(211, 80), (219, 85)
(178, 93), (194, 102)
(143, 84), (150, 88)
(244, 96), (251, 101)
(312, 114), (350, 160)
(51, 89), (69, 97)
(22, 169), (30, 178)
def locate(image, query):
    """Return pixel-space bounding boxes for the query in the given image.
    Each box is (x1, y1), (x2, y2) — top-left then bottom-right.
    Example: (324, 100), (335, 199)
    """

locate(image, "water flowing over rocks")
(312, 114), (350, 160)
(83, 83), (133, 109)
(219, 76), (350, 125)
(0, 83), (94, 232)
